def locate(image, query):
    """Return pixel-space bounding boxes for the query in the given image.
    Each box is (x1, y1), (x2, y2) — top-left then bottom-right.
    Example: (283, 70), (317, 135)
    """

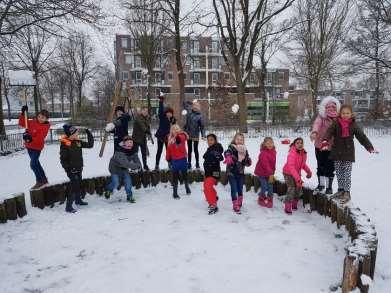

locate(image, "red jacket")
(166, 132), (188, 161)
(254, 146), (276, 177)
(283, 146), (311, 181)
(18, 114), (50, 151)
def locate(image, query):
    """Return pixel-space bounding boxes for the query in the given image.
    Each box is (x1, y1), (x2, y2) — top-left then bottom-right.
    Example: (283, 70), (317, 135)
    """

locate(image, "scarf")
(233, 144), (247, 162)
(338, 117), (352, 138)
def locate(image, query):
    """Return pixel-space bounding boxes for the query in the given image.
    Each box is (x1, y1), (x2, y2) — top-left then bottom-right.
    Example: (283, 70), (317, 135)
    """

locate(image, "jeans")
(258, 176), (273, 197)
(106, 173), (133, 198)
(27, 148), (47, 182)
(187, 140), (199, 167)
(228, 174), (244, 201)
(155, 139), (167, 167)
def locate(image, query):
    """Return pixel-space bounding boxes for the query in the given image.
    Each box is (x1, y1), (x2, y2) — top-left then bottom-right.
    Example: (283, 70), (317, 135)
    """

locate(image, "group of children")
(18, 96), (377, 214)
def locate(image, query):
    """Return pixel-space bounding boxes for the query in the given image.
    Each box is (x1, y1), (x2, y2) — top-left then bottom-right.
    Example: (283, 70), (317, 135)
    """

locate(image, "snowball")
(182, 109), (188, 116)
(159, 91), (165, 97)
(193, 99), (198, 103)
(232, 104), (240, 114)
(105, 123), (115, 132)
(360, 274), (372, 286)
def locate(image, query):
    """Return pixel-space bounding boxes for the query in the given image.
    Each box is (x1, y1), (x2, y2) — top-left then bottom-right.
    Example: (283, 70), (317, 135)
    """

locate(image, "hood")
(318, 96), (341, 118)
(290, 145), (307, 154)
(209, 143), (224, 153)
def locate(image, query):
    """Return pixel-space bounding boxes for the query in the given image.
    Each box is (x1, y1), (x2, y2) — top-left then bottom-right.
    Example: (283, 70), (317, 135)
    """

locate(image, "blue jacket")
(183, 102), (205, 140)
(155, 100), (176, 141)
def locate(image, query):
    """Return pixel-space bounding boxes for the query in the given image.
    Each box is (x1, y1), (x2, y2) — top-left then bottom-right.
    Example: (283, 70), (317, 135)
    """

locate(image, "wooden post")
(0, 202), (7, 223)
(15, 194), (27, 218)
(359, 254), (372, 293)
(253, 175), (260, 193)
(151, 171), (160, 186)
(30, 189), (45, 209)
(4, 198), (17, 220)
(160, 170), (168, 183)
(43, 185), (56, 208)
(337, 206), (345, 228)
(220, 171), (228, 186)
(342, 255), (359, 292)
(331, 200), (337, 223)
(141, 171), (151, 188)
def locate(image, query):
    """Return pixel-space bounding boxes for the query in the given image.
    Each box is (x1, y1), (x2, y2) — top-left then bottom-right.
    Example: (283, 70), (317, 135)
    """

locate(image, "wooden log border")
(0, 193), (27, 223)
(25, 171), (377, 292)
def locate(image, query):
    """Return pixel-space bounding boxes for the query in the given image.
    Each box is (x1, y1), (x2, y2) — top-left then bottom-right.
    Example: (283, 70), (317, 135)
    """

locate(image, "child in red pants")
(203, 134), (224, 214)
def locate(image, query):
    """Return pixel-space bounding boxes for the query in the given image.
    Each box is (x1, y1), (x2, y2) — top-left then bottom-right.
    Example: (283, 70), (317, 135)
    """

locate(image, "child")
(166, 125), (191, 199)
(155, 95), (176, 170)
(254, 137), (276, 208)
(183, 100), (206, 169)
(132, 107), (152, 171)
(282, 137), (312, 215)
(18, 106), (51, 189)
(60, 124), (94, 213)
(105, 106), (131, 151)
(104, 136), (142, 202)
(203, 134), (224, 214)
(224, 133), (252, 214)
(310, 96), (341, 194)
(323, 105), (376, 204)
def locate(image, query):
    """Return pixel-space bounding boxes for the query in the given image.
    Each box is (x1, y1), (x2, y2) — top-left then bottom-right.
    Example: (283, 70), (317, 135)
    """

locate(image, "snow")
(0, 135), (390, 292)
(8, 70), (36, 86)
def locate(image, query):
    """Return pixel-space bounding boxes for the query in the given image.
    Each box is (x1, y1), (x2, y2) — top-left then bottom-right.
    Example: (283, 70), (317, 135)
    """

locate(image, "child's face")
(340, 108), (353, 119)
(166, 112), (173, 119)
(124, 140), (133, 149)
(295, 139), (304, 150)
(235, 135), (244, 145)
(326, 103), (337, 113)
(37, 114), (47, 124)
(265, 140), (274, 149)
(207, 136), (216, 147)
(69, 131), (79, 140)
(141, 108), (148, 117)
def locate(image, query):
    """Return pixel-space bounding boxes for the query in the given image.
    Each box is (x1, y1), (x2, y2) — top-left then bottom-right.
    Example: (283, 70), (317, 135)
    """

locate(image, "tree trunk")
(174, 2), (185, 120)
(0, 76), (5, 136)
(237, 82), (248, 133)
(147, 74), (153, 116)
(33, 85), (39, 115)
(258, 69), (267, 123)
(78, 83), (83, 113)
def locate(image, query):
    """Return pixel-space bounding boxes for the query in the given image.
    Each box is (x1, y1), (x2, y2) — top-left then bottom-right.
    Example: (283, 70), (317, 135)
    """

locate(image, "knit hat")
(115, 106), (125, 113)
(63, 124), (78, 137)
(164, 107), (174, 115)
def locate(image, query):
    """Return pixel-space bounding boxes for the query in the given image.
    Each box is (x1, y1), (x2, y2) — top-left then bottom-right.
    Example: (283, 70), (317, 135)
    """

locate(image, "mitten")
(21, 105), (28, 114)
(246, 158), (252, 167)
(306, 171), (312, 179)
(368, 148), (378, 154)
(224, 155), (234, 166)
(105, 123), (115, 132)
(320, 140), (329, 151)
(268, 175), (275, 184)
(23, 132), (32, 143)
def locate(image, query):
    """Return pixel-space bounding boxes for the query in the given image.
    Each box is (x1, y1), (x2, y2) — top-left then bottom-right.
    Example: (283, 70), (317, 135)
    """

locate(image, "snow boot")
(65, 194), (76, 213)
(266, 196), (273, 209)
(173, 185), (180, 199)
(233, 199), (241, 214)
(238, 195), (243, 208)
(292, 198), (299, 210)
(104, 190), (112, 199)
(75, 199), (88, 206)
(325, 177), (334, 195)
(127, 196), (136, 203)
(284, 201), (293, 215)
(65, 207), (77, 213)
(185, 184), (191, 195)
(340, 191), (351, 204)
(154, 164), (160, 171)
(208, 205), (218, 215)
(257, 195), (267, 207)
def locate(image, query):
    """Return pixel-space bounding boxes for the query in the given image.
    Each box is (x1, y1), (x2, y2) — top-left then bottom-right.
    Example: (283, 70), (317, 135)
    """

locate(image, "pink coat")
(254, 147), (276, 177)
(282, 146), (312, 181)
(312, 116), (334, 149)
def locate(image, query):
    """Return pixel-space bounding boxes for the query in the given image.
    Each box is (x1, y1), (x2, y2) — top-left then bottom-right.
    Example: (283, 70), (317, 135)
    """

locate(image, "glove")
(268, 175), (275, 184)
(320, 140), (329, 151)
(105, 123), (115, 132)
(175, 136), (181, 145)
(224, 155), (234, 166)
(368, 148), (379, 154)
(23, 132), (32, 143)
(21, 105), (28, 114)
(246, 158), (252, 167)
(306, 172), (312, 179)
(296, 178), (303, 188)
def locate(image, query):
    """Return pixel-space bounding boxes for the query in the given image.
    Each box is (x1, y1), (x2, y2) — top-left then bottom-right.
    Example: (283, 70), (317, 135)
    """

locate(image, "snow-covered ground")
(0, 135), (390, 292)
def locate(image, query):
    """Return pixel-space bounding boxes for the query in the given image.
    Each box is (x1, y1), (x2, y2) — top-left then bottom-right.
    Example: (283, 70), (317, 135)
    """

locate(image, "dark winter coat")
(109, 145), (141, 175)
(203, 143), (224, 179)
(112, 113), (131, 148)
(325, 119), (373, 162)
(60, 129), (94, 173)
(183, 103), (205, 140)
(224, 144), (251, 176)
(155, 100), (176, 141)
(132, 114), (151, 145)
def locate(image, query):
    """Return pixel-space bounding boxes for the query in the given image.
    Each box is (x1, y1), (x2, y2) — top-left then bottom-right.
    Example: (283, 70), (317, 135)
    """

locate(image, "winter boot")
(284, 200), (293, 215)
(143, 165), (150, 171)
(340, 191), (351, 204)
(266, 196), (273, 209)
(313, 176), (325, 195)
(325, 177), (334, 195)
(127, 196), (136, 203)
(173, 184), (180, 199)
(292, 198), (299, 210)
(65, 194), (76, 213)
(208, 205), (218, 215)
(104, 190), (112, 199)
(185, 184), (191, 195)
(238, 195), (244, 208)
(257, 195), (267, 207)
(331, 189), (344, 199)
(195, 162), (200, 170)
(154, 164), (160, 171)
(75, 194), (88, 206)
(187, 162), (192, 170)
(233, 200), (241, 214)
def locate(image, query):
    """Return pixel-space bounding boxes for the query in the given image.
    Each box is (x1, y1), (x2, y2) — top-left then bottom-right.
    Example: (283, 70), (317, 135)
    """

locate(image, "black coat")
(60, 129), (94, 173)
(155, 100), (176, 141)
(112, 113), (131, 150)
(132, 114), (151, 145)
(203, 143), (224, 178)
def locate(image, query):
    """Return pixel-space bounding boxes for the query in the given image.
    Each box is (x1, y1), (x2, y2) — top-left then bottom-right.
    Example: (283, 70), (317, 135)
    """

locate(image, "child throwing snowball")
(254, 137), (276, 208)
(203, 134), (224, 214)
(282, 137), (312, 215)
(224, 133), (252, 214)
(104, 136), (142, 203)
(166, 125), (191, 199)
(60, 124), (94, 213)
(323, 105), (376, 204)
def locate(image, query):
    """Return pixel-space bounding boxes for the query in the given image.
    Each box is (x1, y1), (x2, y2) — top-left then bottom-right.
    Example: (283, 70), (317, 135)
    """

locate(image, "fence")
(2, 125), (391, 155)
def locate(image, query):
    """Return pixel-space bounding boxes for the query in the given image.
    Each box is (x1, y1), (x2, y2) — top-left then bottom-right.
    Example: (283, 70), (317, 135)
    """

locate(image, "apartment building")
(115, 34), (290, 122)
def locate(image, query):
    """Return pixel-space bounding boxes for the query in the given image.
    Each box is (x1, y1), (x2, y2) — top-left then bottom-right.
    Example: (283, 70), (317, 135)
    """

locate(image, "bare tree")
(287, 0), (351, 117)
(92, 65), (116, 120)
(122, 0), (170, 115)
(11, 24), (56, 114)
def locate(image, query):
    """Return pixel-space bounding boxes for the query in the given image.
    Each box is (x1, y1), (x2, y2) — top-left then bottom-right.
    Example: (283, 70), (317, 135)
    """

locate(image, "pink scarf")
(338, 118), (352, 138)
(326, 102), (337, 118)
(233, 144), (247, 162)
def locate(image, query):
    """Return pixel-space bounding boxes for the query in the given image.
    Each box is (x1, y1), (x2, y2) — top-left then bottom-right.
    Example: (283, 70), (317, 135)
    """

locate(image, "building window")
(155, 58), (161, 68)
(193, 57), (200, 69)
(212, 72), (218, 83)
(211, 57), (219, 69)
(135, 56), (142, 68)
(135, 71), (142, 83)
(267, 72), (273, 84)
(193, 73), (201, 84)
(125, 55), (133, 65)
(155, 72), (161, 83)
(193, 40), (199, 53)
(155, 88), (161, 96)
(194, 88), (200, 98)
(279, 72), (285, 80)
(183, 73), (187, 80)
(121, 37), (128, 48)
(249, 73), (256, 84)
(211, 41), (219, 52)
(122, 71), (129, 81)
(224, 72), (230, 80)
(168, 72), (173, 81)
(134, 39), (140, 50)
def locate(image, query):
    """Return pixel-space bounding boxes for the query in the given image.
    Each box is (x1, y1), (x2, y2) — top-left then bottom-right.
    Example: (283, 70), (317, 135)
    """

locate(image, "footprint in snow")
(282, 219), (290, 225)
